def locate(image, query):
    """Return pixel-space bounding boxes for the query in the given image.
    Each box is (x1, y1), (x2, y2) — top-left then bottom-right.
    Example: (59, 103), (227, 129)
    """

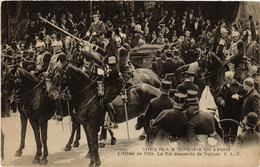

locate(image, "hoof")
(32, 158), (40, 164)
(98, 135), (107, 141)
(64, 145), (72, 151)
(73, 142), (79, 148)
(111, 137), (117, 145)
(40, 159), (48, 165)
(138, 135), (146, 141)
(15, 150), (22, 157)
(85, 152), (91, 159)
(98, 142), (105, 148)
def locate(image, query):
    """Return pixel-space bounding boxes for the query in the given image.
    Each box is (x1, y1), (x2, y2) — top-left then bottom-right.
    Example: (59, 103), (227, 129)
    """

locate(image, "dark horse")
(51, 64), (161, 167)
(4, 66), (56, 165)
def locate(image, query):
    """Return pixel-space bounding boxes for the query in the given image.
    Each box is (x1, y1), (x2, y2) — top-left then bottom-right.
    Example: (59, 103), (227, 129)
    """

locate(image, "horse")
(51, 63), (161, 167)
(3, 66), (56, 165)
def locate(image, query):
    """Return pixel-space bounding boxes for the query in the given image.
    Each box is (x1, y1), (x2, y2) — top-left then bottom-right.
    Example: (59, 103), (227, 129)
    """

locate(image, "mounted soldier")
(85, 10), (106, 44)
(31, 41), (52, 77)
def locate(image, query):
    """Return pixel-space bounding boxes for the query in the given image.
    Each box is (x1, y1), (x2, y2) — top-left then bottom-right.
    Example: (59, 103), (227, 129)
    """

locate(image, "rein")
(70, 75), (99, 97)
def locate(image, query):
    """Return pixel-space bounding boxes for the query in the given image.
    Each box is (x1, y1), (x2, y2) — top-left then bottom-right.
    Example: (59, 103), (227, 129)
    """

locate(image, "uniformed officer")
(151, 50), (164, 78)
(149, 93), (187, 146)
(103, 34), (125, 129)
(144, 80), (174, 144)
(176, 71), (199, 95)
(32, 41), (52, 77)
(85, 10), (106, 44)
(185, 100), (224, 147)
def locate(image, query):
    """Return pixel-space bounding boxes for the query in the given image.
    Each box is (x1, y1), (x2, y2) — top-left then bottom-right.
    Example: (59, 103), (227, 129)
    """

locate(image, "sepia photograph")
(1, 1), (260, 167)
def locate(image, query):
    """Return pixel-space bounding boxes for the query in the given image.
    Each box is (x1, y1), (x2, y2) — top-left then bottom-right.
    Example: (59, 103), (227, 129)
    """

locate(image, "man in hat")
(46, 40), (64, 75)
(102, 33), (126, 129)
(85, 10), (106, 43)
(176, 71), (199, 95)
(185, 100), (224, 147)
(32, 41), (52, 77)
(149, 93), (187, 146)
(144, 80), (174, 143)
(151, 50), (164, 78)
(161, 50), (178, 79)
(234, 112), (260, 149)
(216, 71), (244, 143)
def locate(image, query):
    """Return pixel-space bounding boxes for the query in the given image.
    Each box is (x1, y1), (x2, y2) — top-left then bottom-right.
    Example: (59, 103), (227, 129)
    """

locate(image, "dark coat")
(216, 80), (244, 121)
(151, 58), (163, 78)
(234, 129), (260, 149)
(191, 21), (202, 39)
(151, 108), (187, 138)
(176, 81), (199, 94)
(241, 89), (260, 121)
(187, 110), (216, 143)
(161, 58), (179, 78)
(66, 19), (75, 34)
(144, 94), (174, 127)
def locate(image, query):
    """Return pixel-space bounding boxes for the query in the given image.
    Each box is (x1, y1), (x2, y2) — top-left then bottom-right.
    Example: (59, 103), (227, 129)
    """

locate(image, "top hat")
(174, 93), (186, 104)
(161, 80), (172, 90)
(246, 112), (260, 127)
(187, 90), (198, 99)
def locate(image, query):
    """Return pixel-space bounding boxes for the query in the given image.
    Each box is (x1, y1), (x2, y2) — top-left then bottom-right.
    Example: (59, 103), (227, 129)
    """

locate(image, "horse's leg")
(99, 126), (107, 140)
(39, 121), (48, 165)
(73, 121), (81, 148)
(64, 115), (77, 151)
(98, 126), (106, 148)
(83, 124), (101, 167)
(138, 130), (146, 141)
(108, 129), (117, 145)
(29, 119), (42, 164)
(15, 113), (28, 156)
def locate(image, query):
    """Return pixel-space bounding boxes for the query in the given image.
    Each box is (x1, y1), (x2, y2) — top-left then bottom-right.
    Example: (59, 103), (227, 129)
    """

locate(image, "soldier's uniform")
(150, 93), (187, 146)
(177, 71), (199, 95)
(151, 50), (164, 78)
(185, 104), (224, 147)
(144, 80), (174, 145)
(33, 41), (52, 77)
(86, 11), (106, 44)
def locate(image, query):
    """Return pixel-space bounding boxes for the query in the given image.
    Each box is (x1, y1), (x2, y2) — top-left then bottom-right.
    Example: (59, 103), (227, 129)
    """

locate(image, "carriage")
(129, 44), (164, 68)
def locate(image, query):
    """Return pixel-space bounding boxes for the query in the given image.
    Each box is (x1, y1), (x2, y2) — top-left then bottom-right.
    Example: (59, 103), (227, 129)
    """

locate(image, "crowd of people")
(2, 4), (260, 152)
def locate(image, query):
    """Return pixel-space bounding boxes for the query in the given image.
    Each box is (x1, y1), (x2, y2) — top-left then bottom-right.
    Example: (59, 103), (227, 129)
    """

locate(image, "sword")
(39, 16), (103, 52)
(121, 90), (130, 142)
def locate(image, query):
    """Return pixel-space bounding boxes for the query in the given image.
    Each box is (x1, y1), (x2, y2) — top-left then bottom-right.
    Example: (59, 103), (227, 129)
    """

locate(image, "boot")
(105, 103), (118, 129)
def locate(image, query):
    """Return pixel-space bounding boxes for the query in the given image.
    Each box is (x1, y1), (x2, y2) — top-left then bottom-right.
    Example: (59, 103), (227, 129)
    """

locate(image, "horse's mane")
(18, 68), (39, 84)
(69, 64), (91, 80)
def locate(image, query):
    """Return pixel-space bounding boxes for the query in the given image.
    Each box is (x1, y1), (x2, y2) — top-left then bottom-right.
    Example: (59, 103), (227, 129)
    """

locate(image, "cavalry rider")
(114, 35), (131, 82)
(228, 40), (250, 83)
(32, 40), (52, 77)
(85, 10), (106, 44)
(144, 80), (174, 145)
(213, 20), (228, 60)
(149, 93), (187, 146)
(216, 71), (244, 144)
(102, 32), (125, 129)
(176, 71), (199, 95)
(44, 40), (66, 94)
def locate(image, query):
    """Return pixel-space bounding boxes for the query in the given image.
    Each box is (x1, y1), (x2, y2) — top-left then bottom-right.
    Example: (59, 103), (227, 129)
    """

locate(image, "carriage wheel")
(218, 118), (242, 147)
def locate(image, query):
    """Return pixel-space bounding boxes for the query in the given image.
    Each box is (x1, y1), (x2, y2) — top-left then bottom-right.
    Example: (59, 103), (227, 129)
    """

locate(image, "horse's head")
(2, 65), (21, 104)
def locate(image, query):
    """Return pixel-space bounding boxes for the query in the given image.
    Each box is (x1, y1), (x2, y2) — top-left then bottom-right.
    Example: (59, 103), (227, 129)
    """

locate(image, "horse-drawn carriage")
(129, 44), (164, 68)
